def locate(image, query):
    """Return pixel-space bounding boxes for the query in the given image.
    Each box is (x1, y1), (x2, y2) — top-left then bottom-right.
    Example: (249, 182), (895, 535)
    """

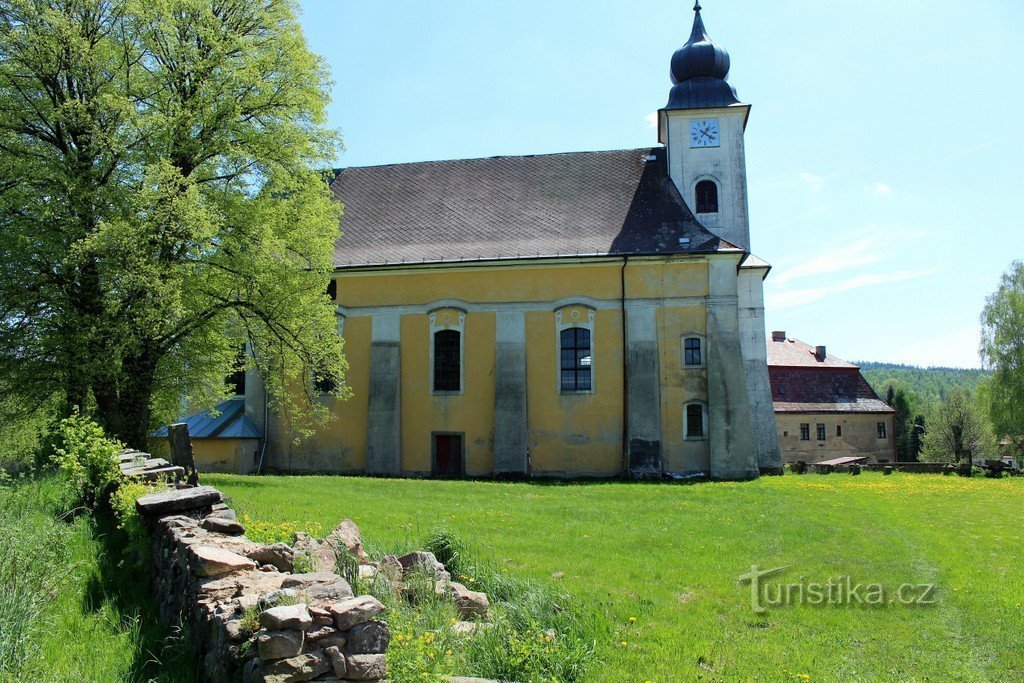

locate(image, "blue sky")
(298, 0), (1024, 368)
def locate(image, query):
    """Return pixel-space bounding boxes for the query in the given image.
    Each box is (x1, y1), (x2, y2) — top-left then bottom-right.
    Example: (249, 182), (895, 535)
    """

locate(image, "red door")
(433, 434), (463, 477)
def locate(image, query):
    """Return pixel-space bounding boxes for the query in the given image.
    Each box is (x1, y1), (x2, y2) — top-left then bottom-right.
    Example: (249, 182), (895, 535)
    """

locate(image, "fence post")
(168, 423), (200, 487)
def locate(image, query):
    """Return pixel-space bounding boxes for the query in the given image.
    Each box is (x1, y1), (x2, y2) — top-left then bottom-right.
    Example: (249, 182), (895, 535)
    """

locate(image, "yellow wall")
(192, 438), (259, 474)
(271, 257), (714, 476)
(775, 413), (895, 464)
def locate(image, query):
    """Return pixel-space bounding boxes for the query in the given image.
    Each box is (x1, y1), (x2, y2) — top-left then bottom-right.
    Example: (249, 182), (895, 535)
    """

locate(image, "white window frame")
(429, 307), (465, 395)
(555, 304), (596, 395)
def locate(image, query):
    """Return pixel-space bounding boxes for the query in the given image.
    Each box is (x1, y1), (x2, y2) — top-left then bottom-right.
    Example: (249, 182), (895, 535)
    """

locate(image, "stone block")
(324, 645), (346, 677)
(344, 653), (386, 681)
(345, 620), (390, 654)
(261, 650), (329, 682)
(257, 630), (304, 661)
(446, 581), (489, 618)
(397, 551), (450, 581)
(328, 596), (385, 631)
(202, 516), (246, 535)
(248, 544), (296, 573)
(191, 545), (257, 578)
(259, 603), (312, 632)
(136, 485), (222, 517)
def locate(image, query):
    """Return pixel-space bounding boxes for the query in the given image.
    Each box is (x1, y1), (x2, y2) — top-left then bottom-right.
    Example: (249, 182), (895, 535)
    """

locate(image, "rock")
(282, 572), (342, 589)
(344, 654), (386, 681)
(306, 625), (336, 641)
(445, 582), (489, 618)
(136, 485), (222, 517)
(345, 620), (390, 654)
(358, 565), (379, 580)
(202, 516), (246, 535)
(378, 555), (403, 582)
(259, 603), (312, 631)
(261, 650), (329, 682)
(324, 645), (347, 678)
(257, 629), (304, 661)
(237, 593), (261, 611)
(324, 519), (367, 561)
(191, 545), (257, 578)
(309, 606), (334, 626)
(294, 532), (337, 574)
(248, 544), (295, 573)
(316, 633), (347, 651)
(328, 596), (385, 631)
(241, 656), (262, 683)
(303, 578), (354, 605)
(397, 551), (450, 581)
(224, 617), (248, 641)
(259, 564), (277, 572)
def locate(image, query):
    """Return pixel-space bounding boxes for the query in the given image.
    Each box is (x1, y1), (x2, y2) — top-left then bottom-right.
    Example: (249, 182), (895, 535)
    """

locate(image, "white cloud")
(870, 182), (892, 196)
(767, 268), (939, 311)
(644, 112), (658, 129)
(771, 225), (927, 285)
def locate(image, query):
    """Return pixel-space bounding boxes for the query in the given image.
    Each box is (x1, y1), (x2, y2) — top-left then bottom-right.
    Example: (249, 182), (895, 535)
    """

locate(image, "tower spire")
(665, 1), (739, 109)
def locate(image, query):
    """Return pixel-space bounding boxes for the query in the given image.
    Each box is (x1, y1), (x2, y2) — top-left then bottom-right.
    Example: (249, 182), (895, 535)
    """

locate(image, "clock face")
(690, 119), (720, 148)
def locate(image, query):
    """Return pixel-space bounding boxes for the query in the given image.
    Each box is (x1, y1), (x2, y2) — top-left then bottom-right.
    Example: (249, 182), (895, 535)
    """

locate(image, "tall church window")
(560, 327), (592, 392)
(695, 179), (718, 214)
(433, 329), (461, 392)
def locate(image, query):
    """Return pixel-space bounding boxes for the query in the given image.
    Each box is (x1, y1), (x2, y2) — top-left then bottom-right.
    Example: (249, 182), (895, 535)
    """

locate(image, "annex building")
(768, 333), (895, 464)
(244, 5), (783, 480)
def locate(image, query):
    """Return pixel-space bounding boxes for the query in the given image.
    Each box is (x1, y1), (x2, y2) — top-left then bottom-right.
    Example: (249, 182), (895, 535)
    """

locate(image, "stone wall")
(136, 484), (392, 682)
(133, 477), (492, 682)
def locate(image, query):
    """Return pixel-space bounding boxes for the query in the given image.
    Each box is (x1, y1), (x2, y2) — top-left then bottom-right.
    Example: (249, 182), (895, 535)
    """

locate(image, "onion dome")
(665, 2), (740, 110)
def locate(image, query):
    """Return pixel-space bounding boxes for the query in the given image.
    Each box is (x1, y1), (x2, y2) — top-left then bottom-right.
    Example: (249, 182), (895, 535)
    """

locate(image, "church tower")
(658, 2), (751, 251)
(659, 2), (783, 475)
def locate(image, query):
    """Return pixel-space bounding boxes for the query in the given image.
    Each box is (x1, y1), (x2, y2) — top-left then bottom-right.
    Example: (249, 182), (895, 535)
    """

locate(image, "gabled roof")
(767, 337), (893, 414)
(767, 337), (857, 368)
(329, 147), (739, 269)
(151, 397), (262, 440)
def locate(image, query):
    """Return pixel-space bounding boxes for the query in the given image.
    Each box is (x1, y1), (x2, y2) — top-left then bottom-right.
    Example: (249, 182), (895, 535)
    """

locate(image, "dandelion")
(628, 616), (637, 623)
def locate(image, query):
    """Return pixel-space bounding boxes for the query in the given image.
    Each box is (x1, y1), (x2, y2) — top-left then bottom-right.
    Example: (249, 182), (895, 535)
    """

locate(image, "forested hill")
(855, 362), (990, 405)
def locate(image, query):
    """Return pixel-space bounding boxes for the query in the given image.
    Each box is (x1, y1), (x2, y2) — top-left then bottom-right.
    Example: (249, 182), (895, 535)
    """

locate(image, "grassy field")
(0, 476), (197, 682)
(206, 472), (1024, 683)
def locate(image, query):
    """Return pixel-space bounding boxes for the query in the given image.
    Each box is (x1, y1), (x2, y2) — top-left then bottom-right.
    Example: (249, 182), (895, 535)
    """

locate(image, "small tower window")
(684, 337), (702, 366)
(695, 180), (718, 214)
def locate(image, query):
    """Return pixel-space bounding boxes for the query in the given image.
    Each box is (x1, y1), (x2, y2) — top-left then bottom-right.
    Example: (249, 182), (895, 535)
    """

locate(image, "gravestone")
(168, 422), (200, 486)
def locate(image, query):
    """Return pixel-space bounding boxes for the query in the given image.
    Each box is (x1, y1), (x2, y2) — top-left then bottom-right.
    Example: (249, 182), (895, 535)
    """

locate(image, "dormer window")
(695, 180), (718, 214)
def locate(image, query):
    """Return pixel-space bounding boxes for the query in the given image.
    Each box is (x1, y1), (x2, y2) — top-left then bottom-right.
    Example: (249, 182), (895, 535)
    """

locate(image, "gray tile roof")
(329, 147), (738, 269)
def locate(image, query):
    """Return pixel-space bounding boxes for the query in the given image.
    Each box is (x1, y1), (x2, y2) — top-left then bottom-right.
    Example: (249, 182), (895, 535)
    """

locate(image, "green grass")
(0, 476), (197, 682)
(206, 471), (1024, 683)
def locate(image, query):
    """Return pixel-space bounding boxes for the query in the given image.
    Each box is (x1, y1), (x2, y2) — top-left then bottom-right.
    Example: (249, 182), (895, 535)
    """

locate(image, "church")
(244, 4), (782, 480)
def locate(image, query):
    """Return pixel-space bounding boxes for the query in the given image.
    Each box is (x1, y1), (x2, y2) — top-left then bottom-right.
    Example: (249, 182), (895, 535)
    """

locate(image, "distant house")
(767, 332), (895, 464)
(999, 438), (1023, 469)
(151, 396), (261, 474)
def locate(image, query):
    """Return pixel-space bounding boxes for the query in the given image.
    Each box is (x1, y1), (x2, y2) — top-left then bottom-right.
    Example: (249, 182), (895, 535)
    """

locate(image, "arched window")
(560, 327), (592, 392)
(433, 329), (461, 392)
(695, 180), (718, 214)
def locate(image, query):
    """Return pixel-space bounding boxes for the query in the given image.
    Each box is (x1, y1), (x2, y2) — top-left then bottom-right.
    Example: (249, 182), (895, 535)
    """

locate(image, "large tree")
(980, 260), (1024, 455)
(920, 389), (995, 463)
(0, 0), (347, 447)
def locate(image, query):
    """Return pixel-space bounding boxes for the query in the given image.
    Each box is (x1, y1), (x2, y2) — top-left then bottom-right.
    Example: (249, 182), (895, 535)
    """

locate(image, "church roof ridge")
(332, 146), (661, 176)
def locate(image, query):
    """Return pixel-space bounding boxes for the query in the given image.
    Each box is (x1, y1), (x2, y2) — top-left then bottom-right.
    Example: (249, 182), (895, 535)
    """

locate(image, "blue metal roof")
(151, 397), (262, 440)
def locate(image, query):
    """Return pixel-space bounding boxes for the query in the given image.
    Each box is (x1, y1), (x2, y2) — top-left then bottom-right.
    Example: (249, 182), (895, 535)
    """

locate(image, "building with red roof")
(767, 332), (895, 464)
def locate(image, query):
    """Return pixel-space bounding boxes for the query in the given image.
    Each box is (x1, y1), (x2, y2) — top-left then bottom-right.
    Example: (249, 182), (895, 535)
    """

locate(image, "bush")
(109, 481), (156, 568)
(50, 409), (122, 509)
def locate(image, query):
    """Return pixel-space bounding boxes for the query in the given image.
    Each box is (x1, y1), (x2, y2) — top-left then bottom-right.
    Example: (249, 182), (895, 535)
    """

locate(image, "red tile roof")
(767, 337), (893, 414)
